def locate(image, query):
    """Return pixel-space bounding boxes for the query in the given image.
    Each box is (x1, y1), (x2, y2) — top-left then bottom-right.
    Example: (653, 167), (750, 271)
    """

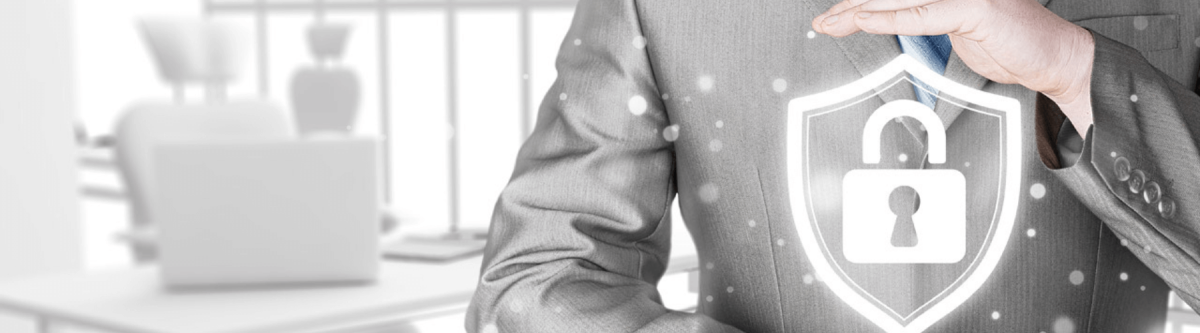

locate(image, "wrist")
(1043, 25), (1095, 137)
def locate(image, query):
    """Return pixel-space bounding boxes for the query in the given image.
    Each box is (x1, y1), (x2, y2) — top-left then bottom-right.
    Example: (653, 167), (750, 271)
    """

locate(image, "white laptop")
(151, 138), (380, 289)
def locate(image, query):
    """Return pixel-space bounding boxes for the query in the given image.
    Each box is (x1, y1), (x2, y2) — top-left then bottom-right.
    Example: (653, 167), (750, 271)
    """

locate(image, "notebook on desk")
(152, 138), (380, 289)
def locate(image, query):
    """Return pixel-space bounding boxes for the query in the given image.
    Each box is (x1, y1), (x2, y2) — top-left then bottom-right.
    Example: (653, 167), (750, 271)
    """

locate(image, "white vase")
(290, 23), (360, 134)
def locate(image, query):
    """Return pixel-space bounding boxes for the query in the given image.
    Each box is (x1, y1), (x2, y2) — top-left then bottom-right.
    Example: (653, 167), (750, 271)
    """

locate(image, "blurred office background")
(2, 0), (1199, 332)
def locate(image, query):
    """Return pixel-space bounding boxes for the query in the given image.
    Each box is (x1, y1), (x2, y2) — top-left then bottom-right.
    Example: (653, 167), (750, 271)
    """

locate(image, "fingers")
(858, 0), (941, 12)
(815, 7), (869, 37)
(854, 1), (967, 36)
(812, 0), (872, 36)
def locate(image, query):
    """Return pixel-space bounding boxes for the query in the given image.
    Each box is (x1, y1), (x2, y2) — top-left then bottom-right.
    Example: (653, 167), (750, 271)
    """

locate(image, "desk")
(0, 259), (481, 333)
(0, 254), (700, 333)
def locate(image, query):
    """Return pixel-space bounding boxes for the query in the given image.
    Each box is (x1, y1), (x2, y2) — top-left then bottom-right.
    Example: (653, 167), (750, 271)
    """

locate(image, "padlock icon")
(842, 100), (966, 264)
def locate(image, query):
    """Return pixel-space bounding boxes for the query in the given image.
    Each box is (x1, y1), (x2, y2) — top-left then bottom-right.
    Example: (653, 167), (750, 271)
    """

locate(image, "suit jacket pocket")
(1074, 14), (1180, 53)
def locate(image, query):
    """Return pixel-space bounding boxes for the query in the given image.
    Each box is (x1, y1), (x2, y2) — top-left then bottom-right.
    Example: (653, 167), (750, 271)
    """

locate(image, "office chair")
(113, 103), (293, 262)
(113, 18), (396, 263)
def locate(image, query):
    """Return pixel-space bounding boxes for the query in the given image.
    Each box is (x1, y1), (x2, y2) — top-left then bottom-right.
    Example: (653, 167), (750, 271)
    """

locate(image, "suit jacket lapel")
(827, 31), (932, 142)
(932, 52), (989, 130)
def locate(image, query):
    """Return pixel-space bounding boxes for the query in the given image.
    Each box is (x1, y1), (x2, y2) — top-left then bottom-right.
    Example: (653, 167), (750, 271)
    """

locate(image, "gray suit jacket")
(467, 0), (1200, 332)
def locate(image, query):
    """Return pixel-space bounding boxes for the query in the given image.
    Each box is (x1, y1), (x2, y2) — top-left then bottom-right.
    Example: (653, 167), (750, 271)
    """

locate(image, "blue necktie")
(897, 35), (953, 109)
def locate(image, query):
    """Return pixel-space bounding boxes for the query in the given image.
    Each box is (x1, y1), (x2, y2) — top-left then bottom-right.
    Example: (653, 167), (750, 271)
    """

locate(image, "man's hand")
(812, 0), (1095, 137)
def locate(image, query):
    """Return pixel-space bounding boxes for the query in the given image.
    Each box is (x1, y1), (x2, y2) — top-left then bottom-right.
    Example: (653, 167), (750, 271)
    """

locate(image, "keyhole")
(889, 186), (921, 247)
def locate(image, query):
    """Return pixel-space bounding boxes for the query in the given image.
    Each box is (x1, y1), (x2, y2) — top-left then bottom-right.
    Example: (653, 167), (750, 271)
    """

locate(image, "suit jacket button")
(1128, 170), (1146, 194)
(1159, 197), (1177, 219)
(1114, 157), (1132, 181)
(1143, 181), (1161, 204)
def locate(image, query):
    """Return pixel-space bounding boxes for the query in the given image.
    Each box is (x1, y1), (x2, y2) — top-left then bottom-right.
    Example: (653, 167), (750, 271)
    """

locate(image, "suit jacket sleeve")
(1042, 31), (1200, 309)
(464, 0), (741, 332)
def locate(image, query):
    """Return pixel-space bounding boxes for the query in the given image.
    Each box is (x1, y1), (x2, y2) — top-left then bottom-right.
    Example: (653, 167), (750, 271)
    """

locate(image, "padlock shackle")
(863, 100), (947, 164)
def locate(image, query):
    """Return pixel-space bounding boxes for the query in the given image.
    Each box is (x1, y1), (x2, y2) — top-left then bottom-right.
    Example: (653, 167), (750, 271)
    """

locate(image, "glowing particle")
(709, 139), (723, 152)
(1053, 316), (1076, 333)
(991, 311), (1000, 320)
(715, 120), (724, 128)
(1131, 94), (1139, 102)
(777, 239), (786, 247)
(1027, 228), (1037, 238)
(663, 125), (680, 142)
(1119, 272), (1129, 281)
(628, 95), (648, 116)
(1030, 183), (1046, 199)
(559, 93), (568, 101)
(697, 75), (715, 92)
(803, 273), (814, 284)
(898, 153), (909, 162)
(1133, 16), (1149, 30)
(698, 183), (720, 203)
(573, 38), (581, 46)
(806, 30), (816, 39)
(632, 36), (647, 49)
(1121, 239), (1129, 246)
(726, 286), (734, 293)
(1069, 270), (1085, 285)
(662, 93), (670, 100)
(748, 219), (757, 227)
(706, 295), (713, 302)
(773, 78), (788, 92)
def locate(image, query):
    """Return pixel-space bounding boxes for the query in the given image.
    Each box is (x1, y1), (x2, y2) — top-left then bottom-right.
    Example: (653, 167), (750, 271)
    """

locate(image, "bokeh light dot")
(663, 125), (680, 142)
(698, 183), (720, 203)
(806, 30), (816, 39)
(1119, 272), (1129, 281)
(773, 78), (788, 92)
(628, 95), (648, 116)
(1053, 316), (1076, 333)
(1027, 228), (1037, 238)
(709, 139), (723, 152)
(1069, 270), (1085, 285)
(1133, 16), (1149, 30)
(698, 75), (715, 92)
(632, 36), (647, 49)
(1030, 183), (1046, 199)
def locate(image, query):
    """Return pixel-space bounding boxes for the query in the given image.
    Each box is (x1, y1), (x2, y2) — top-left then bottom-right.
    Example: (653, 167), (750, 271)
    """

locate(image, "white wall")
(0, 0), (81, 279)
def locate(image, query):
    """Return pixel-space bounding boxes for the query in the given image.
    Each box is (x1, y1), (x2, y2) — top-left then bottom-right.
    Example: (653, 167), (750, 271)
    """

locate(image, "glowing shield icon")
(786, 55), (1021, 333)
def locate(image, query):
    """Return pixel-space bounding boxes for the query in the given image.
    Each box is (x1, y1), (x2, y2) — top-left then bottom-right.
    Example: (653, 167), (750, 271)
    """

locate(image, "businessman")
(468, 0), (1200, 331)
